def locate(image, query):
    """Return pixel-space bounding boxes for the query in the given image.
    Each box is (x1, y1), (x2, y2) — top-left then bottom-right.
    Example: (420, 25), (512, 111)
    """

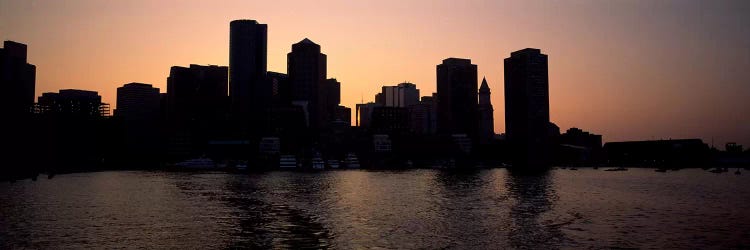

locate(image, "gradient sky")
(1, 0), (749, 147)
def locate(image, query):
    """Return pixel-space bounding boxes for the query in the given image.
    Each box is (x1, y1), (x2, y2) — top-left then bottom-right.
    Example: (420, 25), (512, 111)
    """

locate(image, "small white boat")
(344, 153), (360, 169)
(279, 155), (297, 168)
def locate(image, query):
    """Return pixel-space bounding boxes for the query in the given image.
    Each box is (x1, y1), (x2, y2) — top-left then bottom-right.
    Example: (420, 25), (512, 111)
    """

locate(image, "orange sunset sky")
(1, 0), (749, 146)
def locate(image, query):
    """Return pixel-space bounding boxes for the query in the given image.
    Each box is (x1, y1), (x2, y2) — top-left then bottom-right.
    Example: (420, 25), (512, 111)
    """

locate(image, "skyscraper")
(229, 20), (268, 120)
(0, 41), (36, 119)
(115, 83), (162, 164)
(436, 58), (478, 138)
(287, 38), (327, 129)
(504, 48), (551, 170)
(478, 77), (495, 144)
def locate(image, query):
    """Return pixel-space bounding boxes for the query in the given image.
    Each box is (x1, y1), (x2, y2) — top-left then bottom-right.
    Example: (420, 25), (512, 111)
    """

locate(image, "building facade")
(478, 77), (495, 144)
(287, 38), (327, 129)
(436, 58), (478, 138)
(0, 41), (36, 119)
(229, 20), (268, 120)
(116, 83), (160, 122)
(380, 82), (419, 108)
(504, 48), (551, 170)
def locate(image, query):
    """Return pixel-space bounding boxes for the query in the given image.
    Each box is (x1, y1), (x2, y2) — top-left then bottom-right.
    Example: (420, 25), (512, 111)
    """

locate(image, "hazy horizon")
(2, 0), (748, 147)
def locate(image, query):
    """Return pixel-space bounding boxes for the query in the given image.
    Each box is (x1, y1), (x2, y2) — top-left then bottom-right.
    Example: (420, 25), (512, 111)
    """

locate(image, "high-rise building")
(356, 102), (380, 128)
(478, 77), (495, 144)
(229, 20), (268, 119)
(166, 64), (228, 158)
(0, 41), (36, 118)
(408, 95), (437, 135)
(1, 41), (36, 176)
(334, 105), (351, 124)
(379, 82), (419, 108)
(116, 83), (160, 122)
(370, 106), (409, 134)
(288, 38), (327, 129)
(319, 78), (341, 126)
(436, 58), (478, 138)
(167, 64), (228, 123)
(504, 48), (551, 170)
(267, 71), (290, 104)
(115, 83), (162, 163)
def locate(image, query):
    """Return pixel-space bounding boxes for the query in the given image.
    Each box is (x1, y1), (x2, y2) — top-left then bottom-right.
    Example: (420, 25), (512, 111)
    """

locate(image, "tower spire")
(479, 76), (490, 93)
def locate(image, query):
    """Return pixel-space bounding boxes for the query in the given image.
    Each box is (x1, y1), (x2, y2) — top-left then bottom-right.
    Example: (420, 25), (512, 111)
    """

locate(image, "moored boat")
(279, 155), (297, 169)
(344, 153), (360, 169)
(312, 153), (325, 170)
(327, 159), (340, 169)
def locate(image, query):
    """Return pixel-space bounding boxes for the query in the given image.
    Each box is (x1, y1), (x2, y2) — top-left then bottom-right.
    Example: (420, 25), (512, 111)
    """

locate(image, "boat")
(344, 153), (360, 169)
(236, 163), (247, 171)
(569, 167), (578, 170)
(327, 159), (340, 169)
(279, 155), (297, 169)
(655, 168), (667, 172)
(312, 153), (325, 170)
(174, 157), (216, 170)
(709, 168), (724, 173)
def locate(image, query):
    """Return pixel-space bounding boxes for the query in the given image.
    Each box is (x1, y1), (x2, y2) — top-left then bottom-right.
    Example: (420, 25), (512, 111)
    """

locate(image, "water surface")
(1, 169), (749, 249)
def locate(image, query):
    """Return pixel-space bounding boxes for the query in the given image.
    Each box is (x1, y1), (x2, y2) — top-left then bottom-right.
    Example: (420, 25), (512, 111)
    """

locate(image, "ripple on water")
(1, 169), (749, 249)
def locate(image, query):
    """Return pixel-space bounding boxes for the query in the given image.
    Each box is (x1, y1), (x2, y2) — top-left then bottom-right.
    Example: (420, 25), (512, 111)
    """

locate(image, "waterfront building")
(437, 58), (478, 139)
(504, 48), (551, 170)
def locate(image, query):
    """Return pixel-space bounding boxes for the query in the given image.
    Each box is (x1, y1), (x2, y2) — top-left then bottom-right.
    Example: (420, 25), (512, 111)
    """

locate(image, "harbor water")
(1, 168), (749, 249)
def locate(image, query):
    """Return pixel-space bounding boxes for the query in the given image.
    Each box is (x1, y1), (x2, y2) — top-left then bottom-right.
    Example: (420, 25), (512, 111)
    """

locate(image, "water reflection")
(4, 170), (749, 249)
(505, 171), (565, 248)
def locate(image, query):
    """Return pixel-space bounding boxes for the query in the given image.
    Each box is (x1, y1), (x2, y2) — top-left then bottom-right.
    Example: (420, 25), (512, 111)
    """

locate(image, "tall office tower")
(504, 48), (551, 170)
(478, 77), (495, 144)
(229, 20), (268, 121)
(436, 58), (478, 138)
(0, 41), (36, 119)
(1, 41), (36, 175)
(115, 83), (161, 163)
(287, 38), (327, 129)
(379, 82), (420, 108)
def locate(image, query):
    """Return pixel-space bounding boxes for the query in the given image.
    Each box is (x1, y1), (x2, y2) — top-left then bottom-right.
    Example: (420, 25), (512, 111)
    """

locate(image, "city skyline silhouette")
(2, 2), (750, 248)
(1, 1), (748, 147)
